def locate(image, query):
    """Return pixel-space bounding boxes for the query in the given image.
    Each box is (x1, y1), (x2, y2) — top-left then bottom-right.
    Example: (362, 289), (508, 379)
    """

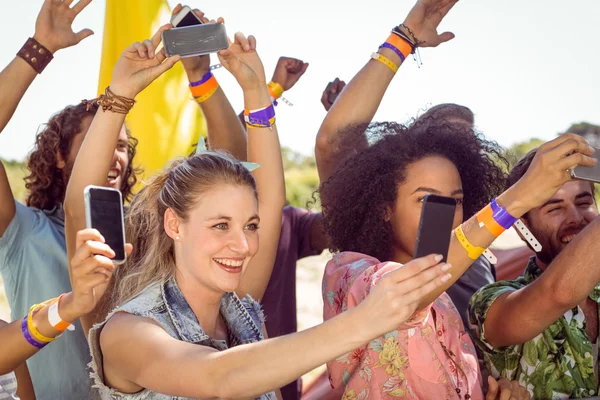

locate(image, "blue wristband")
(490, 199), (518, 229)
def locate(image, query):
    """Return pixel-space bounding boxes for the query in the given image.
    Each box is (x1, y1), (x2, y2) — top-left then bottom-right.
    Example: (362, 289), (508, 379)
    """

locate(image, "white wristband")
(48, 298), (75, 332)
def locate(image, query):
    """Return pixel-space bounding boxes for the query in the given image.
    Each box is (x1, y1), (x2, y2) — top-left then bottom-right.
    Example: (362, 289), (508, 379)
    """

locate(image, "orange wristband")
(386, 34), (413, 60)
(476, 204), (505, 237)
(267, 81), (284, 99)
(190, 75), (219, 100)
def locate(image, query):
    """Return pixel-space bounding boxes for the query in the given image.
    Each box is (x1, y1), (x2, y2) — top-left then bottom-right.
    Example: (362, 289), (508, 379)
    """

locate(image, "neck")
(390, 244), (412, 265)
(535, 257), (549, 272)
(174, 271), (223, 337)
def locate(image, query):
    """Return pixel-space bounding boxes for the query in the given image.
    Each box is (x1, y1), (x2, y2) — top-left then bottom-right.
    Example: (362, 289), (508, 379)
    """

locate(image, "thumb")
(75, 28), (95, 43)
(486, 376), (499, 400)
(437, 31), (455, 44)
(149, 55), (181, 81)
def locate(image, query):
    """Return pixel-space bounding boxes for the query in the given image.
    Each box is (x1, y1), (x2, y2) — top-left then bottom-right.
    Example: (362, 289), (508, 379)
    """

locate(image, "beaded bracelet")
(244, 104), (276, 128)
(190, 71), (219, 103)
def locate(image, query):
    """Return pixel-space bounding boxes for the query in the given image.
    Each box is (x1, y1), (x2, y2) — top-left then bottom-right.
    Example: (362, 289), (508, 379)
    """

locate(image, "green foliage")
(1, 159), (27, 203)
(281, 147), (320, 208)
(504, 138), (545, 169)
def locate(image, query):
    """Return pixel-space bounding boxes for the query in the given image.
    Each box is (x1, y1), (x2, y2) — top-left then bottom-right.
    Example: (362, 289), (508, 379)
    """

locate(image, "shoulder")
(468, 278), (525, 321)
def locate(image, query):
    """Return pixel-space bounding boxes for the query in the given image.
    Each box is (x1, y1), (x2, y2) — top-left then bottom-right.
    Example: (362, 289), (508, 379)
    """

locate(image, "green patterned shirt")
(468, 257), (600, 399)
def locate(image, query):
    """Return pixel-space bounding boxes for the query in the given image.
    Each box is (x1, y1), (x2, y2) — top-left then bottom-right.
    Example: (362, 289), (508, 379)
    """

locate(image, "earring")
(175, 236), (180, 241)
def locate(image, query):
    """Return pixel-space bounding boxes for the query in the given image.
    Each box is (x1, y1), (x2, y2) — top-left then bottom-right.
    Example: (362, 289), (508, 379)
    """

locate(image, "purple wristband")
(380, 42), (406, 62)
(491, 199), (518, 229)
(245, 104), (276, 127)
(22, 314), (46, 349)
(190, 71), (213, 87)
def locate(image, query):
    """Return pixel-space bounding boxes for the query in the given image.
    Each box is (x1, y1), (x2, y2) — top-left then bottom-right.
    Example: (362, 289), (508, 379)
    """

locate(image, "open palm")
(34, 0), (94, 53)
(403, 0), (458, 47)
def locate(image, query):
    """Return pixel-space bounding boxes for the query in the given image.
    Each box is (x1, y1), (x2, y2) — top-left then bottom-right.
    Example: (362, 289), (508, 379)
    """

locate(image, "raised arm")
(419, 134), (597, 310)
(215, 34), (286, 302)
(0, 228), (122, 375)
(173, 6), (247, 161)
(315, 0), (457, 182)
(63, 25), (181, 336)
(0, 0), (93, 236)
(100, 254), (450, 398)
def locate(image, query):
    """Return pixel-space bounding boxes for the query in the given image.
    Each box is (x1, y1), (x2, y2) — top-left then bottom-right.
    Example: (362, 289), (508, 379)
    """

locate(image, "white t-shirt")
(0, 372), (18, 400)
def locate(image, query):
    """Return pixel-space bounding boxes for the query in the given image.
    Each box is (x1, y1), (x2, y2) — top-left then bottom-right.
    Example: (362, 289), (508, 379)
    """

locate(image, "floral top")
(468, 257), (600, 399)
(322, 252), (484, 399)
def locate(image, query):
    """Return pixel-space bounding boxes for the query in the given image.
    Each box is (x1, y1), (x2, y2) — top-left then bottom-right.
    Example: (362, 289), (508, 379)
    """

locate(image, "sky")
(0, 0), (599, 161)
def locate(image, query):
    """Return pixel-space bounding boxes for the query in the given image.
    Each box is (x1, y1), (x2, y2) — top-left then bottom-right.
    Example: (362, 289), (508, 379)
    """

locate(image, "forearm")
(200, 88), (247, 161)
(235, 87), (285, 300)
(315, 46), (402, 181)
(0, 57), (37, 134)
(204, 308), (366, 398)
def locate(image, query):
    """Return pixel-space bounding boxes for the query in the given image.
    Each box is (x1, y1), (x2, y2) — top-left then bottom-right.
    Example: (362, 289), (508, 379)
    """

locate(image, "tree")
(563, 122), (600, 147)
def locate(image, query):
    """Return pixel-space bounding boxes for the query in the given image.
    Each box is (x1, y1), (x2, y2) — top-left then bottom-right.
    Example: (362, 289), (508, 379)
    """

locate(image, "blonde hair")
(107, 151), (257, 311)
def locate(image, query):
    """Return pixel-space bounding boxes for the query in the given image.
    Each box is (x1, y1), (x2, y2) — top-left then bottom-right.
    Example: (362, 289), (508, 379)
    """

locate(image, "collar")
(524, 257), (600, 302)
(42, 203), (65, 229)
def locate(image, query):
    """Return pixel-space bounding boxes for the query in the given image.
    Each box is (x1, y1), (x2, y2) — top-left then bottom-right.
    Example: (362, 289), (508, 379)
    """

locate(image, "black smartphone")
(171, 5), (203, 27)
(84, 186), (126, 264)
(162, 23), (228, 58)
(414, 194), (457, 262)
(570, 148), (600, 183)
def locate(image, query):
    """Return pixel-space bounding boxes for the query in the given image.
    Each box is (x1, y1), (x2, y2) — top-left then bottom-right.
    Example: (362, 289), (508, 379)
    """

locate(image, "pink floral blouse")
(322, 252), (484, 400)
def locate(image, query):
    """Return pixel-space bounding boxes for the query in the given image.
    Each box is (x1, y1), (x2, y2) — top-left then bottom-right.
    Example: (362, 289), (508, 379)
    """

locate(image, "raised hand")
(402, 0), (458, 47)
(486, 377), (531, 400)
(218, 32), (266, 91)
(109, 25), (181, 99)
(171, 4), (225, 81)
(509, 133), (597, 211)
(357, 254), (450, 338)
(271, 57), (309, 91)
(33, 0), (95, 53)
(321, 78), (346, 112)
(62, 229), (133, 321)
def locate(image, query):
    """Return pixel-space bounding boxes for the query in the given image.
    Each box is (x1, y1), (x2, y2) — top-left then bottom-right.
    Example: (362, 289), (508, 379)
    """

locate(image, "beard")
(527, 222), (587, 265)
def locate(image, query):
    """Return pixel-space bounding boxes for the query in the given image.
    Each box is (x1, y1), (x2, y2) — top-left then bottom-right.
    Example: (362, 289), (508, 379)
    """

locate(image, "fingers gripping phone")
(570, 147), (600, 183)
(163, 23), (228, 58)
(84, 186), (127, 264)
(171, 5), (203, 27)
(414, 194), (457, 262)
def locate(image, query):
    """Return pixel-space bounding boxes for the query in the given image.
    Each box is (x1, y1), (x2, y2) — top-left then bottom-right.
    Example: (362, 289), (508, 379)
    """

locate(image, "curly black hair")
(319, 119), (508, 262)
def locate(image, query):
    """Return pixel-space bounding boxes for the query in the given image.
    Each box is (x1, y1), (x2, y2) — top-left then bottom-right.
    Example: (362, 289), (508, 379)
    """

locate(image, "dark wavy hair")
(24, 102), (140, 210)
(320, 119), (508, 261)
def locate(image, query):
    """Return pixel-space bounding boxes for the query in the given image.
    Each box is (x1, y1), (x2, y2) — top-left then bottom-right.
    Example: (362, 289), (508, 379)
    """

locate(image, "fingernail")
(441, 273), (452, 283)
(441, 263), (452, 272)
(434, 254), (443, 262)
(589, 146), (595, 153)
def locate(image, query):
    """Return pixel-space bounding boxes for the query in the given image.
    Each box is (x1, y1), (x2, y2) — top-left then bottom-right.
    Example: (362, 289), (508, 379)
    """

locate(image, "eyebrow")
(412, 187), (464, 196)
(540, 192), (594, 209)
(207, 214), (260, 222)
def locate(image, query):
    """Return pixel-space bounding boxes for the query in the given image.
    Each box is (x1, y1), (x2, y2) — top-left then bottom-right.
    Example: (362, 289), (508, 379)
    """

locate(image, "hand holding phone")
(414, 194), (457, 262)
(570, 147), (600, 183)
(171, 5), (204, 27)
(84, 186), (127, 264)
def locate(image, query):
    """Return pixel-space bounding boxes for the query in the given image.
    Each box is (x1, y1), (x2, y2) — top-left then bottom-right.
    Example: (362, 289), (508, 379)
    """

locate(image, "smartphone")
(570, 148), (600, 183)
(414, 194), (457, 262)
(170, 5), (203, 28)
(84, 186), (127, 264)
(162, 23), (228, 58)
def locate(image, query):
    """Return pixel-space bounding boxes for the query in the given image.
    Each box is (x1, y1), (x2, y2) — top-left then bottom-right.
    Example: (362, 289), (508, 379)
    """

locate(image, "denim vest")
(89, 278), (277, 400)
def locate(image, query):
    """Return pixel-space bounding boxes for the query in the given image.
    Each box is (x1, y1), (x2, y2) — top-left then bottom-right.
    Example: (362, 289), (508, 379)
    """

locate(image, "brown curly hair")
(24, 102), (140, 210)
(319, 118), (508, 261)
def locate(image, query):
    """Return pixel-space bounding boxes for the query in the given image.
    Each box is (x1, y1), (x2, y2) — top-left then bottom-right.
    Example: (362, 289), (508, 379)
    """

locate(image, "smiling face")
(389, 156), (464, 264)
(62, 117), (129, 191)
(171, 183), (260, 295)
(523, 180), (598, 265)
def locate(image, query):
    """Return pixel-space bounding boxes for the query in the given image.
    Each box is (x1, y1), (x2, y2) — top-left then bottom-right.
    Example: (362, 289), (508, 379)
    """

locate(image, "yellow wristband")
(267, 81), (284, 99)
(455, 224), (485, 260)
(371, 52), (398, 73)
(27, 302), (57, 343)
(195, 86), (219, 103)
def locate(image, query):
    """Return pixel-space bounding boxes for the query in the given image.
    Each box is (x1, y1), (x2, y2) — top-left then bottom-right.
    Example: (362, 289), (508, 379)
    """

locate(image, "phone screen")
(414, 194), (457, 262)
(177, 11), (202, 27)
(87, 187), (126, 262)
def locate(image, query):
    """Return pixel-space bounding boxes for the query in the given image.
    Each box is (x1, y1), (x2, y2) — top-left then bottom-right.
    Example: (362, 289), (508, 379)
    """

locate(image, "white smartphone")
(162, 23), (228, 58)
(84, 185), (127, 264)
(171, 5), (203, 27)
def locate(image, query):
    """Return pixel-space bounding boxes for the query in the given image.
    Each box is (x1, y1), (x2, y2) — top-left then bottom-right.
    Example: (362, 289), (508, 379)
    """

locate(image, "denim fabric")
(89, 278), (277, 400)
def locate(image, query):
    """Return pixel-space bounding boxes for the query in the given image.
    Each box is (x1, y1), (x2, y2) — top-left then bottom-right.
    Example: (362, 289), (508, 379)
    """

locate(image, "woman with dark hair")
(315, 0), (596, 398)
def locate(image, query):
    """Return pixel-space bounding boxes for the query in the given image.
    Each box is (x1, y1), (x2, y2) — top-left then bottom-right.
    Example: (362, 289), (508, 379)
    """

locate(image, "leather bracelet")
(17, 37), (54, 74)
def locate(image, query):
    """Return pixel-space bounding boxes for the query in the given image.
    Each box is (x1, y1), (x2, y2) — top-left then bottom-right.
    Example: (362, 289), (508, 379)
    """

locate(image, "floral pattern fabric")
(323, 252), (484, 399)
(468, 257), (600, 399)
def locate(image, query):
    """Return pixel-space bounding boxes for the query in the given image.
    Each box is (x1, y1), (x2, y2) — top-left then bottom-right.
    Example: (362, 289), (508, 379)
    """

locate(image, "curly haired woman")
(315, 0), (596, 398)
